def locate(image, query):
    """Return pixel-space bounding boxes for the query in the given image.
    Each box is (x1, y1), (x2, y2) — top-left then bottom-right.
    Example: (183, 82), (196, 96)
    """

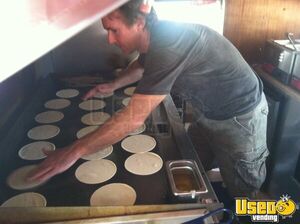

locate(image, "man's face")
(102, 11), (142, 55)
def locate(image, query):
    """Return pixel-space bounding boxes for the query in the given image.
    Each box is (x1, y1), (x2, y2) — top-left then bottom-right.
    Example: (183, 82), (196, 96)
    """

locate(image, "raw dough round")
(129, 124), (146, 135)
(18, 141), (55, 160)
(76, 126), (99, 139)
(27, 125), (60, 140)
(56, 89), (79, 98)
(1, 192), (47, 207)
(35, 111), (64, 124)
(94, 92), (114, 98)
(79, 99), (106, 111)
(75, 159), (116, 184)
(81, 112), (110, 125)
(121, 134), (156, 153)
(122, 97), (131, 106)
(44, 99), (71, 110)
(124, 87), (136, 96)
(90, 183), (136, 206)
(125, 152), (163, 176)
(81, 146), (113, 160)
(7, 165), (47, 190)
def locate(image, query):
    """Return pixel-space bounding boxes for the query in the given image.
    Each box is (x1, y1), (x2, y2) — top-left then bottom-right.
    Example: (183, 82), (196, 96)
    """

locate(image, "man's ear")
(135, 16), (146, 30)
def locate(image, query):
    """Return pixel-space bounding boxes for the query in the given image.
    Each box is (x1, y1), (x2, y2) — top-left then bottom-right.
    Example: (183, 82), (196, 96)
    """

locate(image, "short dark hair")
(118, 0), (157, 29)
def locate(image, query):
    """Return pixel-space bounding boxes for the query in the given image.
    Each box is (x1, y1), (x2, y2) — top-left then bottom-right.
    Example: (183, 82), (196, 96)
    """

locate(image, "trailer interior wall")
(224, 0), (300, 63)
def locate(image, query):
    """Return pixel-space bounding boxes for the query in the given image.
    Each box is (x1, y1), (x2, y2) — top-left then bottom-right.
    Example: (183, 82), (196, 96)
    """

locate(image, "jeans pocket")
(235, 146), (269, 189)
(233, 111), (254, 135)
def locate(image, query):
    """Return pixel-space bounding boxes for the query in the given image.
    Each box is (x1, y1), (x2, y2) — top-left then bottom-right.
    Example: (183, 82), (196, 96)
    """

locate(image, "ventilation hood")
(0, 0), (129, 82)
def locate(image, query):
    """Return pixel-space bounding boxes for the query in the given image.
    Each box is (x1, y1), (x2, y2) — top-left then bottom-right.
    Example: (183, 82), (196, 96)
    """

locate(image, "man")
(29, 0), (269, 198)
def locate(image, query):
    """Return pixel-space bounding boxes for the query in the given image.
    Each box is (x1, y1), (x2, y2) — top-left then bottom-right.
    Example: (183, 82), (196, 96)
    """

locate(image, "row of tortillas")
(73, 134), (162, 184)
(1, 183), (136, 207)
(44, 87), (132, 109)
(23, 118), (146, 160)
(34, 87), (134, 138)
(19, 134), (162, 174)
(56, 87), (133, 98)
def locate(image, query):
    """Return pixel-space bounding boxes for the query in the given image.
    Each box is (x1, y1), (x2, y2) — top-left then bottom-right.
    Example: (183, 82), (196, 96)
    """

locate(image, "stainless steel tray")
(166, 160), (208, 200)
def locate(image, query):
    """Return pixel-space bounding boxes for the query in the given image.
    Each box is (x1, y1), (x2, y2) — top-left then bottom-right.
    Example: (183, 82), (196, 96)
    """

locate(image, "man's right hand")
(83, 82), (116, 100)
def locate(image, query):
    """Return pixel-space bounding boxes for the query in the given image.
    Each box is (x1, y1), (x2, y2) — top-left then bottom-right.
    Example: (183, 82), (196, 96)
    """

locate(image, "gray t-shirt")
(135, 21), (262, 120)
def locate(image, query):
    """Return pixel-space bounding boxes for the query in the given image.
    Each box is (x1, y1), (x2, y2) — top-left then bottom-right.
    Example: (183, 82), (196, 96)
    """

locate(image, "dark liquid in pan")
(172, 168), (199, 192)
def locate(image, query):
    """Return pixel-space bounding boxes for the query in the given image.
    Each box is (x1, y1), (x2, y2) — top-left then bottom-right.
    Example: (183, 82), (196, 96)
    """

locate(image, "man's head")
(102, 0), (156, 55)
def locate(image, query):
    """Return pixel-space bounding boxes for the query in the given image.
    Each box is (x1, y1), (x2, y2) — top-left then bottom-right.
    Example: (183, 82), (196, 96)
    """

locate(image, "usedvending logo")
(235, 194), (298, 222)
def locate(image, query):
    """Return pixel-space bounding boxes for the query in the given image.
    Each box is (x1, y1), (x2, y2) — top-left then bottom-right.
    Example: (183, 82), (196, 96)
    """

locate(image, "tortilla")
(34, 111), (64, 124)
(90, 183), (136, 206)
(94, 92), (114, 98)
(121, 134), (156, 153)
(56, 89), (79, 98)
(18, 141), (55, 160)
(81, 146), (113, 160)
(75, 159), (116, 184)
(44, 99), (71, 110)
(1, 192), (47, 207)
(122, 97), (131, 106)
(124, 87), (136, 96)
(81, 112), (110, 125)
(7, 165), (47, 190)
(129, 124), (146, 135)
(124, 152), (163, 176)
(27, 125), (60, 140)
(76, 126), (99, 139)
(79, 99), (106, 111)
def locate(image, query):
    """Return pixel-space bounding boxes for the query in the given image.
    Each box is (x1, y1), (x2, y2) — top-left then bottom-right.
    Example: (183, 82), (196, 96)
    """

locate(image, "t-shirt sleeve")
(135, 48), (184, 95)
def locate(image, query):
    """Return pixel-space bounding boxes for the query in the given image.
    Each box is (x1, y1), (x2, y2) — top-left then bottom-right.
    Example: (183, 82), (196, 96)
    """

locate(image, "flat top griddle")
(0, 79), (184, 207)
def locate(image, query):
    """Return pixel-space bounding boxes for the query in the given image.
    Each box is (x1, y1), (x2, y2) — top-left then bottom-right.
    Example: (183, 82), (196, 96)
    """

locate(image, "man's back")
(136, 21), (262, 120)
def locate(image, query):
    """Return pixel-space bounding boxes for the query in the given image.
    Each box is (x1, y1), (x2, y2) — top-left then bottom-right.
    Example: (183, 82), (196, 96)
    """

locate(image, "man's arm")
(28, 93), (166, 182)
(83, 59), (144, 100)
(113, 58), (144, 89)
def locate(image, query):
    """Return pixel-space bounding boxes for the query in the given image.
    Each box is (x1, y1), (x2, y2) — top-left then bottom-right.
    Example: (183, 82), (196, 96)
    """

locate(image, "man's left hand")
(27, 145), (82, 182)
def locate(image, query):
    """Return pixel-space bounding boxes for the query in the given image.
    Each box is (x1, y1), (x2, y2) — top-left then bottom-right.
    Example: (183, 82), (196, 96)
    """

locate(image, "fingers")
(26, 164), (52, 182)
(25, 146), (79, 183)
(29, 167), (58, 183)
(82, 88), (96, 100)
(82, 82), (116, 100)
(42, 148), (54, 156)
(26, 158), (64, 182)
(26, 151), (58, 182)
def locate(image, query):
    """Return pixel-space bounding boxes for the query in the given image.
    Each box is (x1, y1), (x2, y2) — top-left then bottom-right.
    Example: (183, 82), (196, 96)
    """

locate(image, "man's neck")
(139, 29), (150, 53)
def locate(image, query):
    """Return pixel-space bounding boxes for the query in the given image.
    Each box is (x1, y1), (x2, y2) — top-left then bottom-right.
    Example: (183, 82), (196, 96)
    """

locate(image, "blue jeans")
(188, 94), (269, 198)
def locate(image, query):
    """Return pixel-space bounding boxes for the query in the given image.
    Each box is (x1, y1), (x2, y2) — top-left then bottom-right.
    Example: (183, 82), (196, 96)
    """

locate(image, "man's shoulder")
(150, 21), (205, 49)
(153, 20), (214, 39)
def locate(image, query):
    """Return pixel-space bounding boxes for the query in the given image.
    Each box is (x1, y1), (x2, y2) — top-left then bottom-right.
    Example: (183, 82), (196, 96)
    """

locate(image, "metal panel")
(50, 22), (135, 75)
(0, 0), (129, 82)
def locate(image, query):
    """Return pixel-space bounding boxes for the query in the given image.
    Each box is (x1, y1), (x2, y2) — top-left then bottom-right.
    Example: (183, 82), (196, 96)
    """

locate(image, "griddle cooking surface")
(0, 84), (182, 206)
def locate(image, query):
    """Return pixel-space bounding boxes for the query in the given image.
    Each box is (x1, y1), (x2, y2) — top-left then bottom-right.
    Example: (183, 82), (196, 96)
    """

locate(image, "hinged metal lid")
(0, 0), (129, 82)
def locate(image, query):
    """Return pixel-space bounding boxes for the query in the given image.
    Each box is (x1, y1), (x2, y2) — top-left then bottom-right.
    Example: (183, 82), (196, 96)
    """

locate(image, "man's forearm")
(113, 59), (144, 89)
